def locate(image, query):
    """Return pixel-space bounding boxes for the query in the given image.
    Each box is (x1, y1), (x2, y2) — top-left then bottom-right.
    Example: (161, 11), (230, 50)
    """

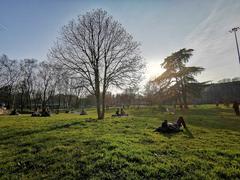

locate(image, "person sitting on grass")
(112, 108), (128, 117)
(120, 108), (128, 116)
(116, 108), (120, 116)
(80, 108), (87, 115)
(41, 107), (50, 117)
(120, 108), (125, 115)
(32, 108), (41, 117)
(155, 116), (186, 133)
(232, 101), (239, 116)
(112, 108), (120, 117)
(10, 109), (19, 115)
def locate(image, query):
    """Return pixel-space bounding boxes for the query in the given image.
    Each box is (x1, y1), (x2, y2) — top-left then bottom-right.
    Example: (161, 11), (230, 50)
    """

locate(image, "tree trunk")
(101, 91), (106, 119)
(96, 92), (101, 119)
(20, 92), (24, 112)
(12, 94), (16, 110)
(33, 95), (37, 110)
(95, 78), (102, 119)
(183, 95), (188, 109)
(68, 95), (72, 109)
(42, 90), (46, 111)
(58, 94), (61, 110)
(28, 94), (32, 110)
(75, 96), (79, 108)
(182, 87), (188, 109)
(7, 87), (13, 109)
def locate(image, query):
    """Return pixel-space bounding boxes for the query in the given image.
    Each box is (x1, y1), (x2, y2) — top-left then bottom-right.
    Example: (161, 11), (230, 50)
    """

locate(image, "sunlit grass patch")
(0, 105), (240, 179)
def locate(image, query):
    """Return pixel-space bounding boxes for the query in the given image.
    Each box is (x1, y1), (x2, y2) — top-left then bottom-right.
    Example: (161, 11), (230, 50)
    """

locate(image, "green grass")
(0, 105), (240, 179)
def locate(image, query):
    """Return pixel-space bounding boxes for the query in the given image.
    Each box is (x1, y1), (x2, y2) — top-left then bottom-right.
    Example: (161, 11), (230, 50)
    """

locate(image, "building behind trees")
(192, 81), (240, 104)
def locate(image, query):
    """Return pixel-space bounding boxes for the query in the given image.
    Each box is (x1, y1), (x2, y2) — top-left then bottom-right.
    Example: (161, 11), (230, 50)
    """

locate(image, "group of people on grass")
(112, 108), (128, 117)
(32, 107), (50, 117)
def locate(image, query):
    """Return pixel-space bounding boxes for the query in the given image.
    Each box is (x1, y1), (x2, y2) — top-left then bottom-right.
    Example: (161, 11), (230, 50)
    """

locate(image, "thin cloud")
(184, 0), (240, 82)
(0, 23), (8, 31)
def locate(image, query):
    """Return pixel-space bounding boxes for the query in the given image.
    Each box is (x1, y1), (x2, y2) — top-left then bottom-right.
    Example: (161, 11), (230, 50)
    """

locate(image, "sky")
(0, 0), (240, 84)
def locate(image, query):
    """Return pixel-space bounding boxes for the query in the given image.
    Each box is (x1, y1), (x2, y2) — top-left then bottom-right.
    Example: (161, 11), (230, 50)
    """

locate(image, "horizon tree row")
(0, 54), (87, 111)
(0, 54), (144, 112)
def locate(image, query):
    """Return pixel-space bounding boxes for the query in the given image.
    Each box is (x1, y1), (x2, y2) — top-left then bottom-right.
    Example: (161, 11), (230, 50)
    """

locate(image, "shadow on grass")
(154, 127), (194, 139)
(154, 129), (183, 139)
(187, 117), (240, 132)
(0, 121), (85, 142)
(161, 132), (178, 139)
(183, 127), (194, 138)
(161, 129), (194, 139)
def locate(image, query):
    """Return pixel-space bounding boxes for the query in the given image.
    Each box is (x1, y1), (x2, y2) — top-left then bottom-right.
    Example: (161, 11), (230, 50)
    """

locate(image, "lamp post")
(229, 27), (240, 64)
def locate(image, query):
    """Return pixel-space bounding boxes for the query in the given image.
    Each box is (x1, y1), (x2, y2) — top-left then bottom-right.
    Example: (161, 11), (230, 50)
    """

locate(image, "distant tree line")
(0, 51), (239, 112)
(218, 77), (240, 83)
(0, 54), (87, 111)
(0, 55), (144, 111)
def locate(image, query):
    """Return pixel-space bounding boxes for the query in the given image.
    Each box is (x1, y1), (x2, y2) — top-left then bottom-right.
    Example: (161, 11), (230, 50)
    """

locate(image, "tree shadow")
(0, 121), (85, 143)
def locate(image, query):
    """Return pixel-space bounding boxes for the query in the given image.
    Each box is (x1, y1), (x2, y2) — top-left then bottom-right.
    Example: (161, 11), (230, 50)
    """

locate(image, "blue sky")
(0, 0), (240, 83)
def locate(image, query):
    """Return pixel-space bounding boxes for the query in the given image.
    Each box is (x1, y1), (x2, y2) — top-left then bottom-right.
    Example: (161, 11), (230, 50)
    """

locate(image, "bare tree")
(144, 81), (161, 106)
(0, 54), (20, 108)
(52, 64), (85, 110)
(49, 9), (145, 119)
(32, 74), (44, 110)
(0, 54), (20, 88)
(19, 59), (38, 111)
(38, 61), (56, 110)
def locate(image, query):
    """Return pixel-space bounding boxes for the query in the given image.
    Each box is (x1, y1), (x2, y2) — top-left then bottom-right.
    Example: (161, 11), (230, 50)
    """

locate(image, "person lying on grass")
(155, 116), (186, 133)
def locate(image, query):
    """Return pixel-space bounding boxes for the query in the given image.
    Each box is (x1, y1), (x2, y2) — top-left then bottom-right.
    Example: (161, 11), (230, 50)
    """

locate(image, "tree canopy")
(154, 48), (205, 108)
(49, 9), (145, 119)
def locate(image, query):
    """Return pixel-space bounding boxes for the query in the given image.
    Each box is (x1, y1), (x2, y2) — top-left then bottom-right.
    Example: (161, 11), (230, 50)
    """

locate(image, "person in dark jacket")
(156, 117), (187, 133)
(233, 101), (240, 116)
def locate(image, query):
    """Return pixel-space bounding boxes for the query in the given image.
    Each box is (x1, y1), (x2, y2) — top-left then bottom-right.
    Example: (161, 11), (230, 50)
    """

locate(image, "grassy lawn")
(0, 105), (240, 179)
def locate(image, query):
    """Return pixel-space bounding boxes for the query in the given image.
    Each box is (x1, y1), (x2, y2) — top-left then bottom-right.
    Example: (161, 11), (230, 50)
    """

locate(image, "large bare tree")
(49, 9), (145, 119)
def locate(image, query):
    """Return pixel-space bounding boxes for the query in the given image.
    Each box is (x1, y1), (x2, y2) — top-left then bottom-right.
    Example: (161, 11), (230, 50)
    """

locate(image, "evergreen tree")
(154, 48), (205, 108)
